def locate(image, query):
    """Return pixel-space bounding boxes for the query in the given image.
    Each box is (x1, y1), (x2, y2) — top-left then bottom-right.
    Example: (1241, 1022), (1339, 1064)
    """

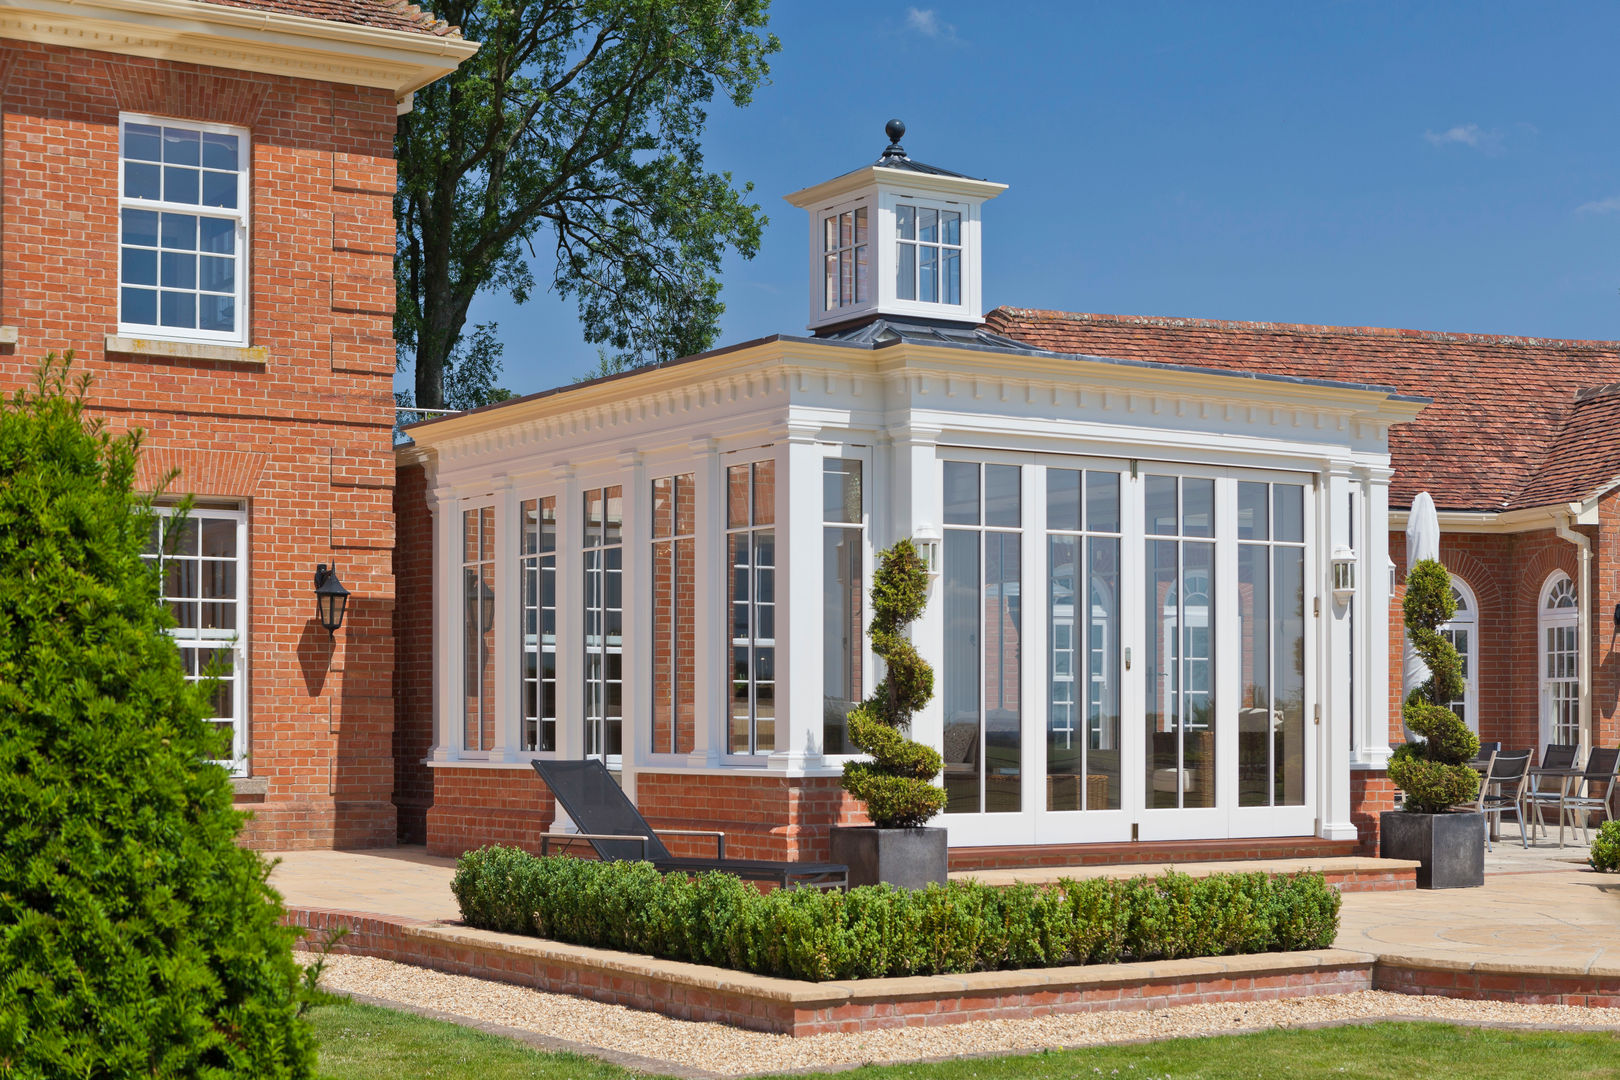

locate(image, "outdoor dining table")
(1526, 766), (1585, 847)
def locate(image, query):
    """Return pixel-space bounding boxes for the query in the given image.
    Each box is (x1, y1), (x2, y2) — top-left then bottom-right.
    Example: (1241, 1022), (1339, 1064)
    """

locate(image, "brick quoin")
(0, 41), (401, 849)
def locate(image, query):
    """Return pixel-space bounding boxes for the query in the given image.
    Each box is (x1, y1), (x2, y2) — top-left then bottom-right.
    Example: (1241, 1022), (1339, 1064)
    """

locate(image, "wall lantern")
(912, 524), (942, 578)
(465, 572), (496, 633)
(314, 564), (350, 635)
(1331, 546), (1357, 603)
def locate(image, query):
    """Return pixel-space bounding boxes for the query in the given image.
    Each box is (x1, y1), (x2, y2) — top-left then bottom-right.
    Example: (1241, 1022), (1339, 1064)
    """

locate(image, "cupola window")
(895, 205), (961, 304)
(822, 206), (869, 311)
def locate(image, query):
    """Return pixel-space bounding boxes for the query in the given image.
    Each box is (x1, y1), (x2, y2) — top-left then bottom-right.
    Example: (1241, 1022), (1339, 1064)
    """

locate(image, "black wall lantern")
(314, 564), (350, 634)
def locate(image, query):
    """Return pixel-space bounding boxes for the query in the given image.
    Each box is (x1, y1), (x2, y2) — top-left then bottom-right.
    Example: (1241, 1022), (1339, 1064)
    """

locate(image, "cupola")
(785, 120), (1007, 334)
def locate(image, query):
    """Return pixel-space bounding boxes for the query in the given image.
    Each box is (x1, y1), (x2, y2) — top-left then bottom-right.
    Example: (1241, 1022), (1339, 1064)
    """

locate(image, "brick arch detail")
(136, 447), (266, 499)
(1436, 547), (1502, 611)
(106, 61), (271, 129)
(1515, 545), (1578, 612)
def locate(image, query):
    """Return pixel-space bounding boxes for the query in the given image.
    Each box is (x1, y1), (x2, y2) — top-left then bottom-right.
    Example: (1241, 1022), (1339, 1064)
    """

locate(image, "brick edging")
(285, 906), (1374, 1035)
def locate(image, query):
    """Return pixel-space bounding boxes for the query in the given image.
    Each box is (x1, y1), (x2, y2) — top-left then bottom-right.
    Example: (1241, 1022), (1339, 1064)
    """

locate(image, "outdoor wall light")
(1613, 602), (1620, 630)
(912, 524), (942, 578)
(314, 564), (350, 635)
(1331, 546), (1357, 603)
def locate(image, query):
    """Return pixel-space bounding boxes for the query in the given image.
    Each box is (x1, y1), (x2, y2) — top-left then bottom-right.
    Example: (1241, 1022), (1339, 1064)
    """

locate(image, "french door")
(938, 452), (1317, 847)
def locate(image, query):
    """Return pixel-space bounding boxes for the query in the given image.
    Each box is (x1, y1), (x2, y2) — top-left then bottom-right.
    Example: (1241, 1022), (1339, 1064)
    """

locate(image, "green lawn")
(311, 998), (1620, 1080)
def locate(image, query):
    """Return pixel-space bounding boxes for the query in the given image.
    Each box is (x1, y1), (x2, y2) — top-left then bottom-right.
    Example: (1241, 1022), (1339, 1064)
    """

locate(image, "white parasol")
(1402, 491), (1441, 698)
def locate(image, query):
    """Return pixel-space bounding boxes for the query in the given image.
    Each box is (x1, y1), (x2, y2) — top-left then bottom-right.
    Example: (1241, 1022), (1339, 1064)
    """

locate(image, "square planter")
(1380, 809), (1485, 889)
(829, 825), (948, 889)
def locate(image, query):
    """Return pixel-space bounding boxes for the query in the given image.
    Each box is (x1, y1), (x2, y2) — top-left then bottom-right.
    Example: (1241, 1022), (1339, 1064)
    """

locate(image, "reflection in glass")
(1144, 480), (1216, 811)
(943, 529), (981, 813)
(823, 460), (863, 754)
(1237, 483), (1307, 807)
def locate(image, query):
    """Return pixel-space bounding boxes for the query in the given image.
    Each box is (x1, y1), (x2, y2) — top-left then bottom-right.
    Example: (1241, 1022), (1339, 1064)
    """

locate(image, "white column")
(490, 478), (517, 762)
(429, 484), (462, 762)
(1355, 467), (1394, 768)
(774, 425), (825, 769)
(687, 439), (723, 766)
(553, 466), (583, 762)
(619, 451), (647, 799)
(1319, 465), (1357, 841)
(894, 424), (944, 760)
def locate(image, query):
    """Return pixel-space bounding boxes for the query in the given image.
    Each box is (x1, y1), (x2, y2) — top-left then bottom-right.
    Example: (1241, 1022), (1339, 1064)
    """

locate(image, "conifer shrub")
(0, 357), (315, 1077)
(452, 846), (1343, 982)
(1388, 558), (1480, 813)
(839, 538), (947, 827)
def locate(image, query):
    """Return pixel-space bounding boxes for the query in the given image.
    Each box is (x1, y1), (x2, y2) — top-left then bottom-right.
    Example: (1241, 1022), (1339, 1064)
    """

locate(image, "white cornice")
(0, 0), (479, 100)
(783, 164), (1007, 210)
(1389, 502), (1599, 533)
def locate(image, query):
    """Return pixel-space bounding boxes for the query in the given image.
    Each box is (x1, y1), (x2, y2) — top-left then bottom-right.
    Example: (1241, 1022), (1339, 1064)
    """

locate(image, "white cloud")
(1576, 195), (1620, 215)
(1423, 124), (1505, 153)
(905, 7), (957, 41)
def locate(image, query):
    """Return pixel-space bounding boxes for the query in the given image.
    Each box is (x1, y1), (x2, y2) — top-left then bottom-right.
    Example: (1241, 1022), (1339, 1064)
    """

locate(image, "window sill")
(105, 334), (266, 365)
(231, 775), (268, 796)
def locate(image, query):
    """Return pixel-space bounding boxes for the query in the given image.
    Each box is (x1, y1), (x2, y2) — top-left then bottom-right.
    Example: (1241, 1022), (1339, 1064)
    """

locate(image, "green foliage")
(0, 356), (315, 1077)
(1590, 821), (1620, 871)
(452, 847), (1342, 983)
(841, 539), (946, 828)
(395, 0), (779, 408)
(1392, 558), (1479, 813)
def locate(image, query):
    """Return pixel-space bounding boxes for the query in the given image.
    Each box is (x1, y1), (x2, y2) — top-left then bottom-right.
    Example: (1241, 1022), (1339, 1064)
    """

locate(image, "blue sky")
(428, 2), (1620, 397)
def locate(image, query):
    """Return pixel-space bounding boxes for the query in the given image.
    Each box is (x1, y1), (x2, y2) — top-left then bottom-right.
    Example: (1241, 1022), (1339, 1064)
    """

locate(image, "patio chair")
(531, 759), (849, 890)
(1524, 742), (1581, 839)
(1459, 749), (1530, 850)
(1554, 747), (1620, 848)
(1468, 741), (1502, 767)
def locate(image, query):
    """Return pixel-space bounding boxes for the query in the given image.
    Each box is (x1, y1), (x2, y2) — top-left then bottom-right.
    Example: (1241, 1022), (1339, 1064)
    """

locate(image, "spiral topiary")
(840, 538), (948, 828)
(1388, 558), (1480, 813)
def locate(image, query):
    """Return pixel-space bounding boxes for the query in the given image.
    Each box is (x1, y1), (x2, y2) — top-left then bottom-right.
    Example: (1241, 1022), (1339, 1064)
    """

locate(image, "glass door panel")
(1144, 475), (1215, 811)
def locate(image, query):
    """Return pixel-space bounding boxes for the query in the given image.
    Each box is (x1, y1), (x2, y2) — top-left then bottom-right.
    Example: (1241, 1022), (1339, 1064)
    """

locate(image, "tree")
(0, 356), (315, 1077)
(840, 539), (947, 828)
(1388, 558), (1480, 813)
(395, 0), (778, 410)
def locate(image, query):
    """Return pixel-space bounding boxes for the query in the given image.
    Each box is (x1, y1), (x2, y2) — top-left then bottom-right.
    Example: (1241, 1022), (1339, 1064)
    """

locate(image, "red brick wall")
(426, 767), (557, 857)
(1387, 528), (1581, 755)
(635, 772), (868, 862)
(1349, 768), (1395, 856)
(0, 43), (401, 848)
(392, 459), (434, 842)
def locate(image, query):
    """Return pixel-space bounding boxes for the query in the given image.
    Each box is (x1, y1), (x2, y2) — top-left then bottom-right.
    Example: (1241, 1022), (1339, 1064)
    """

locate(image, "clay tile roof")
(200, 0), (462, 37)
(1509, 384), (1620, 509)
(982, 308), (1620, 513)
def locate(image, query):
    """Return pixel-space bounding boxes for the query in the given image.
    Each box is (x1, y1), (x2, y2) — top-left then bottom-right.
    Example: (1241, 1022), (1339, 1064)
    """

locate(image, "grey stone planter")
(829, 825), (948, 890)
(1380, 809), (1485, 889)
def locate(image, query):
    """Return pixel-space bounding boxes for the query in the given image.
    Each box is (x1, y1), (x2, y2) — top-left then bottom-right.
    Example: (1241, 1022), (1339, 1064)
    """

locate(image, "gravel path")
(316, 954), (1620, 1077)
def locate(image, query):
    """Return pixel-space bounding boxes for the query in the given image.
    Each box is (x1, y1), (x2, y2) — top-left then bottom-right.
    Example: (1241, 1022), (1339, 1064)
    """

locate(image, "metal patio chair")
(1524, 742), (1581, 839)
(1554, 747), (1620, 848)
(531, 759), (849, 890)
(1459, 749), (1530, 851)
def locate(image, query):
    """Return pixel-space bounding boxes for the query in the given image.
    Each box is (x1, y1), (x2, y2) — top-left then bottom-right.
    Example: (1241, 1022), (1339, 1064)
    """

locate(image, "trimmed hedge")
(452, 846), (1342, 982)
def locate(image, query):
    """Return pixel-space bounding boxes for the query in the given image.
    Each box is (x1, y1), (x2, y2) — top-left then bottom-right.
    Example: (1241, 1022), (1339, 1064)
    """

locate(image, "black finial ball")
(885, 118), (906, 144)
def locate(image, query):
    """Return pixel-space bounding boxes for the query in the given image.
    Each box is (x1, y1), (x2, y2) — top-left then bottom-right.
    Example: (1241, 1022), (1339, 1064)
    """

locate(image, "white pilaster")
(1320, 465), (1357, 841)
(554, 466), (583, 762)
(490, 477), (517, 762)
(774, 425), (825, 769)
(619, 450), (646, 800)
(687, 439), (723, 766)
(1355, 467), (1394, 769)
(895, 424), (944, 763)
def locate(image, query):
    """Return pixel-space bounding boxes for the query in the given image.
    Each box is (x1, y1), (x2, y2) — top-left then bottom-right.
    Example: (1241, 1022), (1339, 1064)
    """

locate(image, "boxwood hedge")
(451, 846), (1342, 982)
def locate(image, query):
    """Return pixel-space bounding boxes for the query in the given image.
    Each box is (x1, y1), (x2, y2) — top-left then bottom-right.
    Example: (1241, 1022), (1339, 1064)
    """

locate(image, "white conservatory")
(401, 124), (1423, 856)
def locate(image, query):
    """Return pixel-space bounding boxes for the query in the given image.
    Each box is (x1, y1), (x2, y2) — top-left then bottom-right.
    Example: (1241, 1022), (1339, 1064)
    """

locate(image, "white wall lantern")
(1332, 546), (1357, 603)
(912, 523), (942, 578)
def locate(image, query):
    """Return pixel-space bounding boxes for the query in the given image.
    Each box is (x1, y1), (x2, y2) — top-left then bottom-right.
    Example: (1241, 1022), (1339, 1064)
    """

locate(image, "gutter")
(1554, 507), (1593, 751)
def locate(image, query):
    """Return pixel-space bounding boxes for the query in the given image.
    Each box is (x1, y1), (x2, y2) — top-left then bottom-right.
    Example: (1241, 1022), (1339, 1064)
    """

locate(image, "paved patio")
(268, 831), (1617, 975)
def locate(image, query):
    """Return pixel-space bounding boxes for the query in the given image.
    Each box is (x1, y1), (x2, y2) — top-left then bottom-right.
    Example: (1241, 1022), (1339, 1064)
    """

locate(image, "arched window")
(1539, 572), (1580, 749)
(1438, 578), (1478, 733)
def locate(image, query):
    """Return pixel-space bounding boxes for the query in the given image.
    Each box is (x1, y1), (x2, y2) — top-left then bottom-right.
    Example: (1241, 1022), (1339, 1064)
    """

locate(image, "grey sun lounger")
(532, 759), (849, 890)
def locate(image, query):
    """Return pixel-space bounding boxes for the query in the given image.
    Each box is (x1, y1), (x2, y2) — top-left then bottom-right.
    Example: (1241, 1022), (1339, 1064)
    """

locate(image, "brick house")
(0, 0), (474, 847)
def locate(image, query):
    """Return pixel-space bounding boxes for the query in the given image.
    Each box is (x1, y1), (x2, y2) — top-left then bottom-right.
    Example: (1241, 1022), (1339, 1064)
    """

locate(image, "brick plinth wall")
(948, 836), (1356, 872)
(1350, 770), (1397, 857)
(425, 768), (558, 857)
(0, 43), (403, 849)
(634, 772), (868, 862)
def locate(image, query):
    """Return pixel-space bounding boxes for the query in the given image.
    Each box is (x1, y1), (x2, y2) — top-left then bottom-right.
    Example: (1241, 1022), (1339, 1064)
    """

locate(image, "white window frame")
(519, 494), (559, 754)
(818, 200), (872, 314)
(875, 188), (977, 323)
(145, 504), (249, 774)
(118, 112), (251, 346)
(725, 457), (777, 758)
(1539, 571), (1580, 750)
(1438, 577), (1478, 734)
(582, 485), (625, 765)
